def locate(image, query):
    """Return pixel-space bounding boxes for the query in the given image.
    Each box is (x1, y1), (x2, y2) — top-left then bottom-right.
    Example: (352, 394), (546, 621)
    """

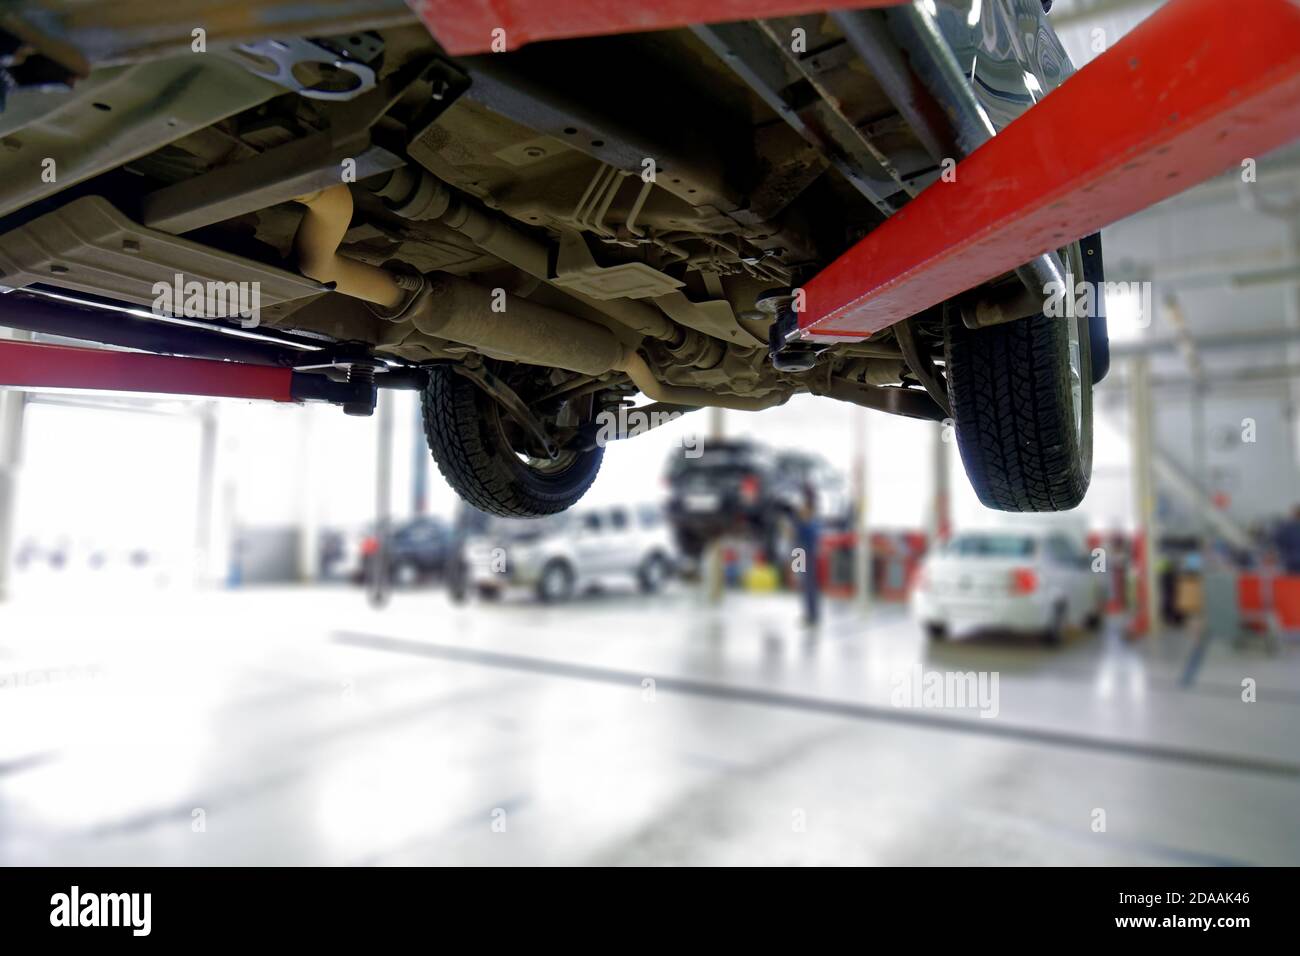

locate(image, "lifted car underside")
(0, 0), (1107, 516)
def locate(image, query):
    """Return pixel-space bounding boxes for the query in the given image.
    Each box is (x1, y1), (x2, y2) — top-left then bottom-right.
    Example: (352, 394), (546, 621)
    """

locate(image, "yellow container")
(744, 562), (781, 593)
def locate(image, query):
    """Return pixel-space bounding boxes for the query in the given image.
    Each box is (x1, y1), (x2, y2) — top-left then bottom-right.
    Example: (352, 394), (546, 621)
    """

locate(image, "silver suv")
(466, 506), (677, 603)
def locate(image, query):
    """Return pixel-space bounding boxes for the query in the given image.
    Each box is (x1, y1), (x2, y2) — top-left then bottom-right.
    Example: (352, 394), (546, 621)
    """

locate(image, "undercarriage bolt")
(342, 364), (378, 417)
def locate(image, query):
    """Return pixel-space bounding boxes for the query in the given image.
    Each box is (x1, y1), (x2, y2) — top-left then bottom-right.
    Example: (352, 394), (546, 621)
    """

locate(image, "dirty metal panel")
(0, 57), (282, 221)
(0, 196), (325, 312)
(407, 0), (897, 55)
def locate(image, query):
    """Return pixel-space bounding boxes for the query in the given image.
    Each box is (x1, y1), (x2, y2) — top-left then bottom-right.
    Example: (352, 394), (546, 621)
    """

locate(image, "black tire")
(926, 621), (948, 641)
(536, 559), (575, 604)
(638, 552), (672, 594)
(421, 365), (603, 518)
(477, 584), (502, 602)
(944, 288), (1093, 512)
(446, 554), (468, 603)
(675, 527), (705, 561)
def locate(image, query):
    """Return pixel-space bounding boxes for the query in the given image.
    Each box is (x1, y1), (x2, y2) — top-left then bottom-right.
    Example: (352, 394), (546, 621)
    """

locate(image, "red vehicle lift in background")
(3, 0), (1300, 400)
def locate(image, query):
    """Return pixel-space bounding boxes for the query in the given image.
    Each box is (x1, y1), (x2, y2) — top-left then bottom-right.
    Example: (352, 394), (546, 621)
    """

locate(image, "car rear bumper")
(911, 590), (1054, 634)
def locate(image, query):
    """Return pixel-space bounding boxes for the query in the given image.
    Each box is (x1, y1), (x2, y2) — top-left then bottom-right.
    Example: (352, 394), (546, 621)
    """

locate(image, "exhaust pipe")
(404, 273), (630, 377)
(617, 352), (789, 411)
(294, 185), (407, 309)
(404, 275), (788, 409)
(293, 184), (782, 409)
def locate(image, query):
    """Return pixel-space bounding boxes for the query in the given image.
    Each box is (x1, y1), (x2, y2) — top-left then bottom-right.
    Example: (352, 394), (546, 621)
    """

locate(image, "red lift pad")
(407, 0), (894, 55)
(0, 340), (295, 402)
(800, 0), (1300, 340)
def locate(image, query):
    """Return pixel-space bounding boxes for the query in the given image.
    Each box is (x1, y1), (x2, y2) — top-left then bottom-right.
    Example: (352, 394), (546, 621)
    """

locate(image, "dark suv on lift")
(665, 439), (850, 560)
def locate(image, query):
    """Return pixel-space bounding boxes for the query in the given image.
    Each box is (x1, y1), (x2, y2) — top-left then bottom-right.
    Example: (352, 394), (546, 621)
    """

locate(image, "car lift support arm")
(0, 339), (380, 413)
(796, 0), (1300, 341)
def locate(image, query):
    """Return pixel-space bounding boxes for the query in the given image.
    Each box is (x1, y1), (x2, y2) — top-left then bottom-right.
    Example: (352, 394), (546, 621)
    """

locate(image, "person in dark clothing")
(794, 484), (822, 627)
(1275, 506), (1300, 575)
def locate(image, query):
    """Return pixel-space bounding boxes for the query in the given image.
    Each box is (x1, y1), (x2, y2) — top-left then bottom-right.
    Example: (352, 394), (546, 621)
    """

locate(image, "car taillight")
(739, 474), (760, 505)
(1010, 568), (1037, 595)
(360, 536), (379, 557)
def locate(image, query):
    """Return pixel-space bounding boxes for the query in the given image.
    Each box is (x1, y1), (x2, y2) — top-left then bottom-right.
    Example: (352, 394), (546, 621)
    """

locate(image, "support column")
(705, 406), (725, 605)
(1129, 355), (1161, 640)
(294, 403), (320, 584)
(0, 329), (31, 603)
(367, 391), (395, 608)
(194, 401), (219, 587)
(929, 418), (952, 545)
(853, 406), (872, 614)
(412, 395), (429, 515)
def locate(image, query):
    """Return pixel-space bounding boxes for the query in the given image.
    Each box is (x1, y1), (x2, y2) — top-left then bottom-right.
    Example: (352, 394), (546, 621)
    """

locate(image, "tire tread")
(945, 312), (1089, 512)
(420, 367), (602, 517)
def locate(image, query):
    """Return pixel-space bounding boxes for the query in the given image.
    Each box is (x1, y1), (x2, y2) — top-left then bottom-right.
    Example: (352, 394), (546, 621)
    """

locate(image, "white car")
(911, 530), (1104, 644)
(466, 505), (677, 603)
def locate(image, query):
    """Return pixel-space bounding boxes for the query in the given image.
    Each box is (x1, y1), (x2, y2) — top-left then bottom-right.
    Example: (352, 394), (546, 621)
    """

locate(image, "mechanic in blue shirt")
(1274, 506), (1300, 575)
(794, 484), (822, 627)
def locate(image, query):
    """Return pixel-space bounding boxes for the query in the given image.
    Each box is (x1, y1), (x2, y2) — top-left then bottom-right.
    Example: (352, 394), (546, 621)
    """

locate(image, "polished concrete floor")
(1, 582), (1298, 865)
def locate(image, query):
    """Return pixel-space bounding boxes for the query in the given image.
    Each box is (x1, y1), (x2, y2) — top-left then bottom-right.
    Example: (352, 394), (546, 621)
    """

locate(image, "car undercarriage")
(0, 0), (1107, 516)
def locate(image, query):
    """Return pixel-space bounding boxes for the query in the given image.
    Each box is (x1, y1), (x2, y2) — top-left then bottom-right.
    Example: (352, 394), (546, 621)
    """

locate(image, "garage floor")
(1, 586), (1297, 865)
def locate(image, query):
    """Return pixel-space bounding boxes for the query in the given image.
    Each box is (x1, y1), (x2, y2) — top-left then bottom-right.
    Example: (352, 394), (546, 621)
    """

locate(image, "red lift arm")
(0, 340), (295, 401)
(0, 339), (383, 415)
(799, 0), (1300, 340)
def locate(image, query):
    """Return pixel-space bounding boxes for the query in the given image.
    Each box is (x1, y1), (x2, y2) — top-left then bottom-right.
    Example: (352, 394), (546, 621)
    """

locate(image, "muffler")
(401, 273), (629, 377)
(398, 273), (787, 410)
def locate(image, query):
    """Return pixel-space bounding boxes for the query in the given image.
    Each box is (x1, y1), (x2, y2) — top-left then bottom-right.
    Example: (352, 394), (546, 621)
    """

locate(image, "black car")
(665, 440), (850, 559)
(358, 516), (453, 587)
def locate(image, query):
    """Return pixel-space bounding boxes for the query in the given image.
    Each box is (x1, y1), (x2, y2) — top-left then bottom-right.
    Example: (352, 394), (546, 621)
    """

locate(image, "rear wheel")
(638, 552), (672, 594)
(1043, 604), (1066, 646)
(537, 559), (575, 603)
(421, 365), (603, 518)
(944, 254), (1093, 512)
(674, 527), (706, 561)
